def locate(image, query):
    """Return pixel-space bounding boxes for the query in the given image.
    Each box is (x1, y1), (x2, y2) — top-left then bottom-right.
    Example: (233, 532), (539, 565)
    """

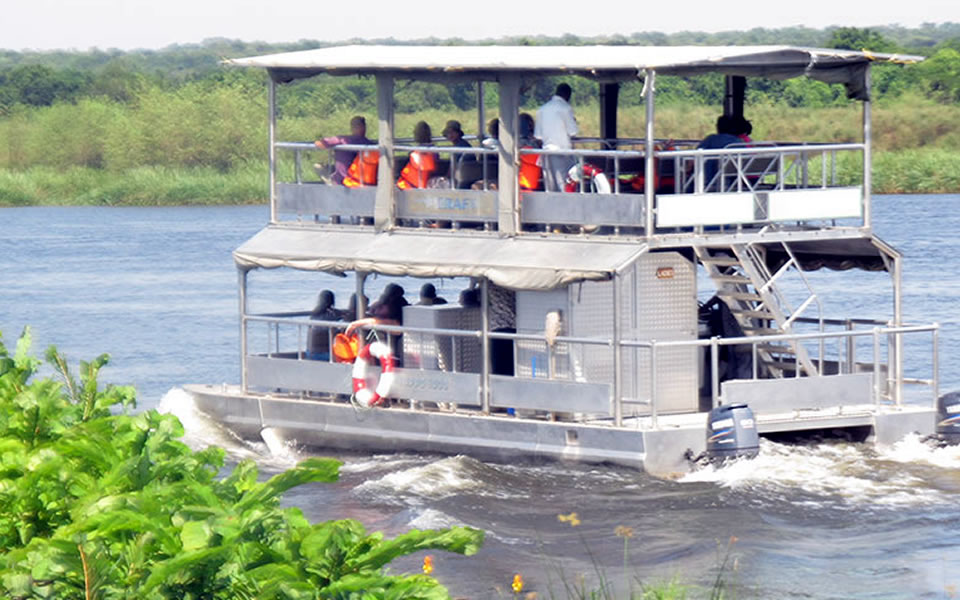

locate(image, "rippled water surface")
(3, 197), (960, 598)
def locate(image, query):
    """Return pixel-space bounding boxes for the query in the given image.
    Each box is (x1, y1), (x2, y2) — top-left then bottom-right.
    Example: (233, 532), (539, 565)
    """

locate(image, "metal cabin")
(185, 45), (939, 476)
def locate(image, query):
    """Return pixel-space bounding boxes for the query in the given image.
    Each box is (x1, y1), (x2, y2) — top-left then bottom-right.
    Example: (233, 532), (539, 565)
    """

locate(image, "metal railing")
(242, 312), (938, 428)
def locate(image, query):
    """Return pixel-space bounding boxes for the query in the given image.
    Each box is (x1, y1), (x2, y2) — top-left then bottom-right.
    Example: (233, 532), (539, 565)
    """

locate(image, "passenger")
(733, 116), (753, 145)
(696, 115), (741, 191)
(346, 283), (408, 362)
(459, 288), (480, 308)
(518, 112), (542, 191)
(306, 290), (342, 361)
(535, 83), (579, 192)
(314, 116), (374, 185)
(397, 121), (438, 189)
(418, 283), (448, 306)
(443, 119), (477, 188)
(345, 292), (369, 320)
(481, 118), (499, 149)
(345, 283), (408, 334)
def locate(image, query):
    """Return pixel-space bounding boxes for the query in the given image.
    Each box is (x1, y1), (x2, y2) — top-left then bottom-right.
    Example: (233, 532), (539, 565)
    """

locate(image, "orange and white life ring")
(351, 341), (396, 407)
(564, 163), (611, 194)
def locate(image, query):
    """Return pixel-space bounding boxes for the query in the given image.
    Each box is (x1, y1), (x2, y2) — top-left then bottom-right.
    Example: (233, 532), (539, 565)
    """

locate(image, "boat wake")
(156, 387), (302, 470)
(680, 435), (960, 507)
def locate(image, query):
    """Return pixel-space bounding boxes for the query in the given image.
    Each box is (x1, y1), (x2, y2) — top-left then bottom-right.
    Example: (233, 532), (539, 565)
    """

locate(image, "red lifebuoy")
(351, 341), (396, 407)
(564, 163), (611, 194)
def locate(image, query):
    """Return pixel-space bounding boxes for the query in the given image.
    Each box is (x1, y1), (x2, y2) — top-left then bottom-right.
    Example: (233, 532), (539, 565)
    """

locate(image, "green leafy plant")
(0, 327), (483, 599)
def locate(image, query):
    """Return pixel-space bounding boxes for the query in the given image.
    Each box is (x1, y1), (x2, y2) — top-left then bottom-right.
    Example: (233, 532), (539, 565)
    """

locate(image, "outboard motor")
(706, 403), (759, 462)
(936, 391), (960, 444)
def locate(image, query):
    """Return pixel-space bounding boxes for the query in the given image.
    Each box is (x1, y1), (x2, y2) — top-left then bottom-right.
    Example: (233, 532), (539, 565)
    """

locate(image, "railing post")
(711, 336), (720, 408)
(498, 73), (520, 235)
(846, 319), (856, 374)
(933, 324), (940, 405)
(649, 341), (658, 428)
(644, 69), (656, 239)
(872, 327), (881, 408)
(268, 78), (277, 224)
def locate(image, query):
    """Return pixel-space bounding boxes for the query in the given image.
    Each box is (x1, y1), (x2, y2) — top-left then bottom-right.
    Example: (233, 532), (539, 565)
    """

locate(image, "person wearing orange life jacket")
(517, 112), (542, 191)
(342, 149), (380, 187)
(397, 121), (438, 189)
(314, 115), (373, 184)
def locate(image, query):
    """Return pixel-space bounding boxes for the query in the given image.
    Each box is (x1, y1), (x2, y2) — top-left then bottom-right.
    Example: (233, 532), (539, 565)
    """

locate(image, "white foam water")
(679, 438), (951, 508)
(156, 387), (300, 469)
(354, 455), (486, 504)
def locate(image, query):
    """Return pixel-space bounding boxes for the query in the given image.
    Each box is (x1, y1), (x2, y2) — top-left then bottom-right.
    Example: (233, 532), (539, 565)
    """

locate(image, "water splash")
(679, 438), (951, 508)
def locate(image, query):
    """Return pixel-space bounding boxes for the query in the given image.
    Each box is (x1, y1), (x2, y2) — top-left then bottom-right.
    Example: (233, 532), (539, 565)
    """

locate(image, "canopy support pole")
(613, 274), (623, 427)
(239, 268), (249, 393)
(600, 83), (620, 148)
(268, 78), (277, 224)
(477, 81), (486, 144)
(862, 68), (872, 231)
(723, 76), (746, 119)
(644, 69), (656, 239)
(893, 253), (903, 405)
(497, 74), (520, 236)
(375, 74), (396, 231)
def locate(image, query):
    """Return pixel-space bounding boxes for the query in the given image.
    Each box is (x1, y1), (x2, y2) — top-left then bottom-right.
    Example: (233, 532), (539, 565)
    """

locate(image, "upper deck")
(228, 45), (922, 249)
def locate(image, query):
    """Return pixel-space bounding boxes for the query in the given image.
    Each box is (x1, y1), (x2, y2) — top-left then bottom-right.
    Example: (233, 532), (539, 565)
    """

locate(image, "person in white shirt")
(534, 83), (579, 192)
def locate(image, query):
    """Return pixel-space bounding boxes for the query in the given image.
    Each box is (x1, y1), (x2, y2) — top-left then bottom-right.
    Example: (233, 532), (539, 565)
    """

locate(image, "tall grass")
(1, 84), (959, 205)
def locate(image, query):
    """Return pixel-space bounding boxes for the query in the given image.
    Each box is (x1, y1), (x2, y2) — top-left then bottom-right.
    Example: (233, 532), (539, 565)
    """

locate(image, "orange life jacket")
(397, 151), (437, 189)
(343, 149), (380, 187)
(518, 150), (542, 191)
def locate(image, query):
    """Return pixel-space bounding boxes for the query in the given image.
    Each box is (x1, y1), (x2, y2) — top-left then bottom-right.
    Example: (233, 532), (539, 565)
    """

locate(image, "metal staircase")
(696, 242), (821, 378)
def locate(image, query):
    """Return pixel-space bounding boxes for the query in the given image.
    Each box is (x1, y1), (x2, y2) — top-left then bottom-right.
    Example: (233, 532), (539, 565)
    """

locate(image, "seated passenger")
(518, 112), (542, 191)
(314, 116), (374, 185)
(346, 283), (408, 362)
(418, 283), (448, 306)
(733, 116), (753, 145)
(307, 290), (342, 361)
(459, 288), (480, 308)
(397, 121), (438, 189)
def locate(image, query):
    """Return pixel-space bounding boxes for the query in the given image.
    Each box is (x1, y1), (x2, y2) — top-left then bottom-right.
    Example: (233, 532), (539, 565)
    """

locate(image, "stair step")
(758, 343), (796, 354)
(713, 274), (752, 284)
(741, 326), (783, 335)
(731, 309), (774, 319)
(701, 256), (740, 267)
(718, 290), (762, 301)
(761, 359), (804, 373)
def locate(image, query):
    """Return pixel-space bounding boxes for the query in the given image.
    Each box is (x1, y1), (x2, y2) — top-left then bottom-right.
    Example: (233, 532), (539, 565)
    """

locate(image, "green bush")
(0, 328), (484, 599)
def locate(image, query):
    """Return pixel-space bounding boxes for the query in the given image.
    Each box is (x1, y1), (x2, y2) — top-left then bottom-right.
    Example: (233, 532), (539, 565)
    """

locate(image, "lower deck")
(185, 383), (935, 476)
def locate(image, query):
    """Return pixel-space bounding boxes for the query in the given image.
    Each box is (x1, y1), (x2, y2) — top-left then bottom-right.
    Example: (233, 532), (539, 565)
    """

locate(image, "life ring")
(351, 341), (396, 407)
(564, 163), (611, 194)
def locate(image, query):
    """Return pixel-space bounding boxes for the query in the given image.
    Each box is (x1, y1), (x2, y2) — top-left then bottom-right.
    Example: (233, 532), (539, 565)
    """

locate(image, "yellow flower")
(512, 573), (524, 593)
(614, 526), (634, 539)
(556, 512), (581, 527)
(422, 555), (434, 575)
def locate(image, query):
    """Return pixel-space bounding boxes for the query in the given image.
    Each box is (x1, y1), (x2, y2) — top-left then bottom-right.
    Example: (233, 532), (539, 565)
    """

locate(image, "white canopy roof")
(234, 226), (648, 290)
(225, 44), (922, 99)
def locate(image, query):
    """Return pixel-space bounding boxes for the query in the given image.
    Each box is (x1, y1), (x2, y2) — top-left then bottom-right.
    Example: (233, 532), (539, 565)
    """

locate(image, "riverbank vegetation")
(1, 25), (959, 204)
(0, 327), (484, 598)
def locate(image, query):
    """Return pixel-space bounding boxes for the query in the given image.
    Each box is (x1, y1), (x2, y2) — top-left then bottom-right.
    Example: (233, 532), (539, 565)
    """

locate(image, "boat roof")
(225, 44), (923, 99)
(234, 226), (648, 290)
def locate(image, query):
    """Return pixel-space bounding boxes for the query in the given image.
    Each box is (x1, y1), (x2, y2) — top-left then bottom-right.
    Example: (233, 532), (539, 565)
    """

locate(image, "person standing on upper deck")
(314, 115), (373, 184)
(534, 83), (578, 192)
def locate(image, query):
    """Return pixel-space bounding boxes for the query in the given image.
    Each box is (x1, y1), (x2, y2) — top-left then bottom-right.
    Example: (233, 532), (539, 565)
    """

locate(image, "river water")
(3, 197), (960, 599)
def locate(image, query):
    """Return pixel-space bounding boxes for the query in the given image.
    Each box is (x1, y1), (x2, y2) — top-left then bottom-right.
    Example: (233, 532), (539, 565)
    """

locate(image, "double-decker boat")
(184, 45), (941, 476)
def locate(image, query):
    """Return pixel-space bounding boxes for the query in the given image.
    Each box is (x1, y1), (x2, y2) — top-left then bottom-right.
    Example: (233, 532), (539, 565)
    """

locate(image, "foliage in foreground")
(0, 327), (483, 599)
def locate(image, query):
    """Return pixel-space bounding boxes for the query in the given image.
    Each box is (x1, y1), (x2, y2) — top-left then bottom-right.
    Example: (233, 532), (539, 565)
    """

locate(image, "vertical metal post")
(375, 74), (395, 231)
(872, 327), (881, 407)
(933, 324), (940, 404)
(498, 74), (520, 235)
(644, 69), (656, 238)
(862, 67), (873, 230)
(612, 275), (623, 426)
(711, 337), (720, 408)
(355, 272), (367, 319)
(239, 268), (248, 392)
(268, 78), (277, 223)
(480, 279), (491, 414)
(846, 320), (856, 374)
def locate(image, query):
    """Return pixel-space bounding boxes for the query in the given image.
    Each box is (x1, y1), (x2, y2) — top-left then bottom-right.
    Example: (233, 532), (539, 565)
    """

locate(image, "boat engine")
(706, 403), (759, 461)
(936, 391), (960, 444)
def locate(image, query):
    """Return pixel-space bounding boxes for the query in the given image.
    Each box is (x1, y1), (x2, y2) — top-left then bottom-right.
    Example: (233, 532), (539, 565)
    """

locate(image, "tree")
(826, 27), (899, 53)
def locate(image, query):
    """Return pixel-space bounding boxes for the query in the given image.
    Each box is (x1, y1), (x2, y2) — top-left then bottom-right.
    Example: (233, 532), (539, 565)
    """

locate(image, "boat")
(184, 45), (941, 476)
